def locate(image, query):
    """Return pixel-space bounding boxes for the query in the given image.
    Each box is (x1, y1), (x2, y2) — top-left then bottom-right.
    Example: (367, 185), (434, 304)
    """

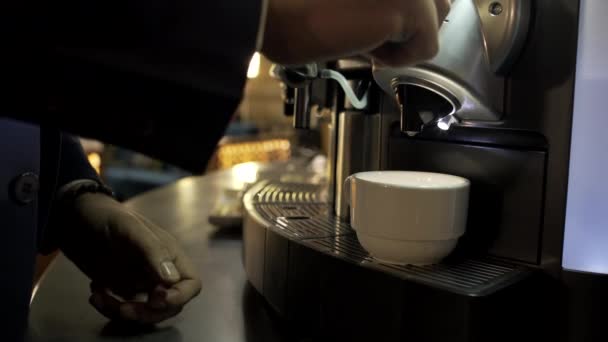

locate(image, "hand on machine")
(265, 0), (451, 120)
(262, 0), (451, 67)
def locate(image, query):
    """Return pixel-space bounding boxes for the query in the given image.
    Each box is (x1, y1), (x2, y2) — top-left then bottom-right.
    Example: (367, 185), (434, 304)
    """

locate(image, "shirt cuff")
(56, 179), (115, 204)
(255, 0), (270, 51)
(38, 179), (114, 254)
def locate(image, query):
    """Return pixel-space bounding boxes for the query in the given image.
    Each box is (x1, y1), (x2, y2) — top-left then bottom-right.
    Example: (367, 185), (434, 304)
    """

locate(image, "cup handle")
(344, 175), (355, 230)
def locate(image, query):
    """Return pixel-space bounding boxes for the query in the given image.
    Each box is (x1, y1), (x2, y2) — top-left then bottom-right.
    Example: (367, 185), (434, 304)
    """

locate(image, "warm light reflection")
(176, 178), (197, 203)
(216, 139), (291, 169)
(87, 153), (102, 174)
(30, 283), (40, 305)
(247, 52), (261, 79)
(232, 162), (260, 184)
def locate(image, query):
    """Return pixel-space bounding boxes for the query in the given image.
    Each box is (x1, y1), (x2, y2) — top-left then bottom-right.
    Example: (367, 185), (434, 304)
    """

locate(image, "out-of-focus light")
(437, 120), (450, 131)
(437, 115), (459, 131)
(175, 178), (198, 218)
(563, 0), (608, 275)
(87, 153), (102, 174)
(233, 162), (260, 184)
(216, 139), (291, 169)
(247, 53), (261, 79)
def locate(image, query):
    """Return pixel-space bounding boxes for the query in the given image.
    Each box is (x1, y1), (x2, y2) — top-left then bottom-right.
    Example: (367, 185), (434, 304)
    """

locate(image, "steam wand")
(271, 64), (369, 129)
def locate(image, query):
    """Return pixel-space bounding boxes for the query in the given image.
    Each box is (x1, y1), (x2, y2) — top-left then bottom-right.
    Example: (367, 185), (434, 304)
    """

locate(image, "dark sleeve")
(38, 134), (103, 254)
(3, 0), (263, 173)
(56, 135), (101, 188)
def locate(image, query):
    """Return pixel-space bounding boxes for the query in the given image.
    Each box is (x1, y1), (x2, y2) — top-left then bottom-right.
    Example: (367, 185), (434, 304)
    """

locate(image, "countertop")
(27, 161), (321, 342)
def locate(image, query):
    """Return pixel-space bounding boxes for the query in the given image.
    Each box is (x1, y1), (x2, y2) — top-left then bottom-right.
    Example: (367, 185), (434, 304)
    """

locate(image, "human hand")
(58, 193), (202, 324)
(262, 0), (451, 66)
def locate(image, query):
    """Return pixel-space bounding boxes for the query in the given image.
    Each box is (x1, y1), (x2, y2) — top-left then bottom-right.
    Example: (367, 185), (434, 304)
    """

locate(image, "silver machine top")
(373, 0), (532, 135)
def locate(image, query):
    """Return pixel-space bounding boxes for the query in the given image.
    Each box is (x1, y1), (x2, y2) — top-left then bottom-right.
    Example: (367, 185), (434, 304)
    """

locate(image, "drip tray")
(304, 235), (530, 296)
(244, 181), (534, 297)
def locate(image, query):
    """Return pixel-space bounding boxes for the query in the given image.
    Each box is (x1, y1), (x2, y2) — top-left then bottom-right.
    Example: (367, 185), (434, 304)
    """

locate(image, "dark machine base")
(242, 181), (560, 342)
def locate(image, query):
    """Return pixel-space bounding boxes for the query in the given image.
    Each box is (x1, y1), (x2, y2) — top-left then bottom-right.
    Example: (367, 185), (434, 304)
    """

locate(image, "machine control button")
(11, 172), (40, 205)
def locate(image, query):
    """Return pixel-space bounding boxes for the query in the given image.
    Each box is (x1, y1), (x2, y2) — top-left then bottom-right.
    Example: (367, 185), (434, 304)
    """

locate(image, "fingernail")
(161, 261), (180, 283)
(120, 304), (138, 321)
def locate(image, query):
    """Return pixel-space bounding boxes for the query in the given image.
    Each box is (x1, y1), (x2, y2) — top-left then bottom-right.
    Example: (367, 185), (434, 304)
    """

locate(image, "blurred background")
(79, 54), (328, 201)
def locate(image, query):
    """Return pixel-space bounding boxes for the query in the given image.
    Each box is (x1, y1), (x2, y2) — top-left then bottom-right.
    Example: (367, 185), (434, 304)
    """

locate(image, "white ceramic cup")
(345, 171), (470, 265)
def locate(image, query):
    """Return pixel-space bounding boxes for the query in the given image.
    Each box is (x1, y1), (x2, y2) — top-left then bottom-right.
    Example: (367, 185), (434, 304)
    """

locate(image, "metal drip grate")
(249, 181), (532, 296)
(305, 235), (530, 296)
(253, 182), (327, 204)
(255, 203), (353, 240)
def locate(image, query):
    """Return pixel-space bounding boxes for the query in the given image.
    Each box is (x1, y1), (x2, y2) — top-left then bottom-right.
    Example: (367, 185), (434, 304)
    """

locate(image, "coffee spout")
(373, 0), (532, 128)
(396, 84), (424, 136)
(395, 83), (458, 136)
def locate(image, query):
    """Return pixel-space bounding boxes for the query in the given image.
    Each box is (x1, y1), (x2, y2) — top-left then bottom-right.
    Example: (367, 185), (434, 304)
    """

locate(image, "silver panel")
(334, 112), (382, 219)
(563, 0), (608, 275)
(373, 0), (532, 125)
(293, 86), (312, 129)
(475, 0), (532, 74)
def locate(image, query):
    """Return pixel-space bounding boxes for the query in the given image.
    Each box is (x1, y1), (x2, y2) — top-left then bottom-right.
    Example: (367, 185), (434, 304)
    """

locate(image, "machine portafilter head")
(374, 0), (532, 135)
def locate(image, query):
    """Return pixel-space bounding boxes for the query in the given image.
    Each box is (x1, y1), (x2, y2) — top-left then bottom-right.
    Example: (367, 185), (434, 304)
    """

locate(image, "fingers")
(114, 212), (181, 285)
(372, 28), (439, 67)
(164, 279), (202, 309)
(121, 302), (182, 325)
(89, 287), (183, 324)
(89, 289), (125, 321)
(147, 230), (202, 311)
(132, 213), (202, 291)
(138, 245), (201, 312)
(152, 226), (202, 311)
(148, 286), (169, 310)
(92, 280), (150, 301)
(371, 0), (444, 66)
(371, 33), (438, 67)
(435, 0), (452, 25)
(94, 208), (201, 325)
(262, 0), (450, 66)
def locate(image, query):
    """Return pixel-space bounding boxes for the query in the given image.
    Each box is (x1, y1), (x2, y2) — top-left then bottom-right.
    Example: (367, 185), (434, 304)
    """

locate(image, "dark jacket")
(1, 121), (99, 341)
(1, 0), (263, 339)
(3, 0), (263, 173)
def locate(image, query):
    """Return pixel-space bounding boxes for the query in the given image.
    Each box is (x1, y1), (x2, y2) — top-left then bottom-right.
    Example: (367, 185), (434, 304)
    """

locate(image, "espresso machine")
(242, 0), (608, 341)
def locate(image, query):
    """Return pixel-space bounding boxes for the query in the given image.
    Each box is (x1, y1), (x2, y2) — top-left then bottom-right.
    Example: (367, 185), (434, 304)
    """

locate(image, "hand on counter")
(262, 0), (451, 67)
(58, 193), (202, 325)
